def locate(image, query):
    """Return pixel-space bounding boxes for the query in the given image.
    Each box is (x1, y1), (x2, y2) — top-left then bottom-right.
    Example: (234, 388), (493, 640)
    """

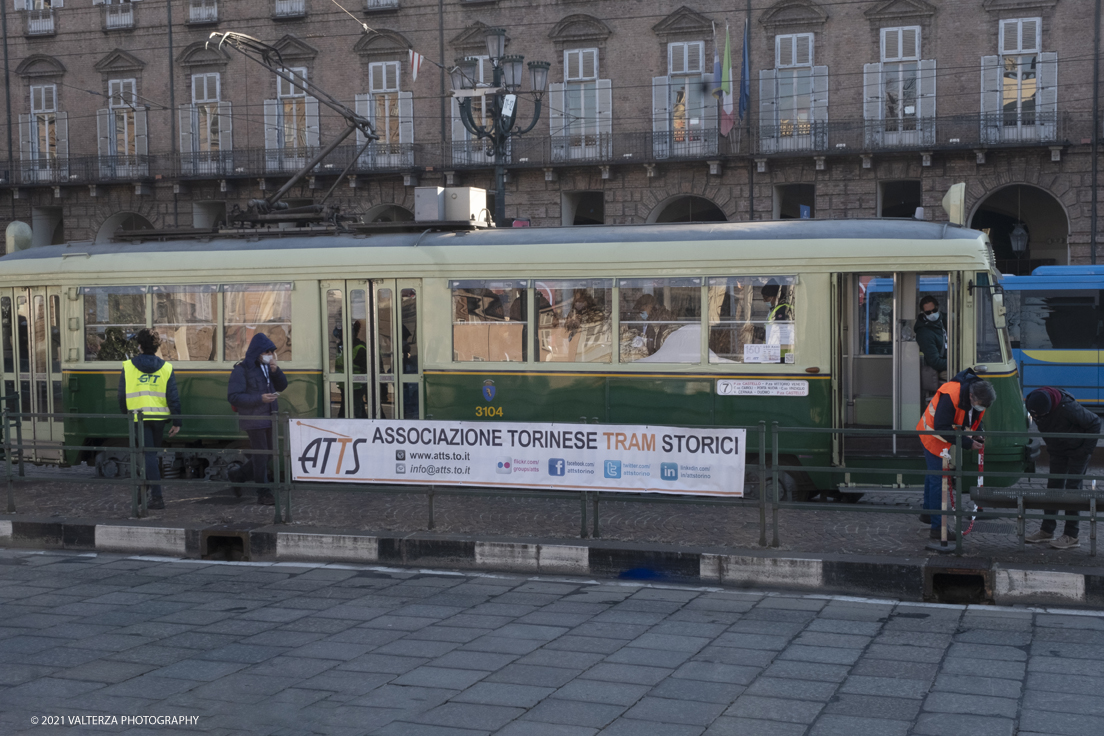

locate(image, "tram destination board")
(291, 420), (746, 496)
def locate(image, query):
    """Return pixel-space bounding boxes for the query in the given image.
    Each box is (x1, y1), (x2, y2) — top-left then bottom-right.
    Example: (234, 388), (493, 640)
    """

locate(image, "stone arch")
(178, 41), (231, 70)
(365, 203), (414, 222)
(968, 182), (1070, 274)
(94, 210), (157, 244)
(16, 54), (66, 80)
(549, 15), (613, 48)
(355, 29), (414, 59)
(646, 194), (728, 224)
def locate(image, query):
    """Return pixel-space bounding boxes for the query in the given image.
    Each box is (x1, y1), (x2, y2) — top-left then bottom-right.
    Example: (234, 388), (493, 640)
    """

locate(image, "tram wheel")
(742, 470), (796, 502)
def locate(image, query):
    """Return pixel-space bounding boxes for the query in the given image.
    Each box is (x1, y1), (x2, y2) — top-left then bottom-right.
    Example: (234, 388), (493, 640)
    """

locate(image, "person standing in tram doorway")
(228, 333), (288, 505)
(916, 369), (996, 540)
(915, 296), (948, 396)
(118, 329), (181, 510)
(1024, 387), (1101, 549)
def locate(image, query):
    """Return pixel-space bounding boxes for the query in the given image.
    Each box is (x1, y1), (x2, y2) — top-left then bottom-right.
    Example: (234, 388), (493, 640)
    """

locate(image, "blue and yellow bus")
(1002, 265), (1104, 413)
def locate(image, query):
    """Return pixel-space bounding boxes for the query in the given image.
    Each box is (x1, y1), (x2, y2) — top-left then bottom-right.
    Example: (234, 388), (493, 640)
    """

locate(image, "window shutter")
(701, 73), (718, 131)
(355, 93), (372, 148)
(652, 76), (669, 158)
(863, 62), (883, 147)
(918, 59), (936, 145)
(980, 56), (1001, 143)
(217, 101), (233, 153)
(903, 27), (919, 59)
(777, 35), (793, 67)
(1000, 20), (1017, 54)
(55, 112), (68, 175)
(811, 65), (828, 136)
(18, 114), (30, 163)
(305, 96), (320, 148)
(585, 49), (598, 79)
(883, 29), (900, 61)
(96, 108), (112, 157)
(179, 104), (194, 156)
(796, 34), (812, 66)
(398, 90), (413, 165)
(134, 106), (148, 158)
(669, 44), (685, 75)
(52, 0), (63, 9)
(565, 50), (578, 81)
(689, 42), (704, 73)
(596, 78), (612, 159)
(1037, 51), (1058, 138)
(758, 68), (776, 153)
(549, 82), (565, 162)
(263, 99), (279, 149)
(1022, 18), (1040, 52)
(450, 97), (467, 164)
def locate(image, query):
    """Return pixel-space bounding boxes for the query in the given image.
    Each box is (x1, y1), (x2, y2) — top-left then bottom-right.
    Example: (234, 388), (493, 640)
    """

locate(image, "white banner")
(290, 420), (746, 497)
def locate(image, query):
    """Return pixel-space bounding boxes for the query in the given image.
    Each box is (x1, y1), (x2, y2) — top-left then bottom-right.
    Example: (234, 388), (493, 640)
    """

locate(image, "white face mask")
(261, 354), (275, 365)
(972, 403), (985, 413)
(924, 311), (940, 322)
(639, 311), (649, 320)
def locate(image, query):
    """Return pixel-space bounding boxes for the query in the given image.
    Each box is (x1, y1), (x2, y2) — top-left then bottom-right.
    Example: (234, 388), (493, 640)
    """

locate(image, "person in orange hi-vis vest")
(916, 369), (996, 540)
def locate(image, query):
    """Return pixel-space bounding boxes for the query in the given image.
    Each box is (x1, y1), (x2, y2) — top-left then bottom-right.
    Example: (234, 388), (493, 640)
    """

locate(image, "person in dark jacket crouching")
(228, 333), (288, 505)
(118, 329), (181, 510)
(1025, 387), (1102, 549)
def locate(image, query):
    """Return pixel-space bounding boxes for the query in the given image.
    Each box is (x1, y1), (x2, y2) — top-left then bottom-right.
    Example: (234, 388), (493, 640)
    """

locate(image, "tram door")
(0, 287), (64, 461)
(321, 280), (421, 420)
(836, 273), (953, 458)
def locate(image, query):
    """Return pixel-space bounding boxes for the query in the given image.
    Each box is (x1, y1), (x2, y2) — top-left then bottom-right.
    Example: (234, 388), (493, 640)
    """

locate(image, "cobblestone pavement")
(4, 461), (1102, 565)
(1, 549), (1102, 736)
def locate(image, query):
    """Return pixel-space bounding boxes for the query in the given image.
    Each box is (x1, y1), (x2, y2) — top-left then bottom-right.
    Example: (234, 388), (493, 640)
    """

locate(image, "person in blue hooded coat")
(228, 333), (288, 505)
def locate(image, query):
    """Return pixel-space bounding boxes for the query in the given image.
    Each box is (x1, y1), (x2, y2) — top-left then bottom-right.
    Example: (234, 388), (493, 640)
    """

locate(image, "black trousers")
(1040, 452), (1090, 538)
(245, 427), (273, 496)
(142, 421), (166, 499)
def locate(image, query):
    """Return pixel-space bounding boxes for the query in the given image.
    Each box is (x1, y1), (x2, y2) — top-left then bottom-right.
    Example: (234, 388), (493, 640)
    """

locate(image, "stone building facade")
(0, 0), (1098, 270)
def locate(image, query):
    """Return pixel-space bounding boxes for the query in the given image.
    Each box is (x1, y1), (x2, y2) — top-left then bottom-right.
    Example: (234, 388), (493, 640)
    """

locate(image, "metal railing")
(103, 3), (134, 30)
(273, 0), (305, 17)
(25, 8), (54, 36)
(187, 0), (218, 24)
(365, 0), (398, 9)
(2, 406), (1101, 558)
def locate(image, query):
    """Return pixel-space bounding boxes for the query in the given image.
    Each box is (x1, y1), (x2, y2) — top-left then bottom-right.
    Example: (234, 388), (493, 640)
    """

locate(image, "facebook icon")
(604, 460), (622, 479)
(548, 458), (566, 476)
(660, 463), (679, 481)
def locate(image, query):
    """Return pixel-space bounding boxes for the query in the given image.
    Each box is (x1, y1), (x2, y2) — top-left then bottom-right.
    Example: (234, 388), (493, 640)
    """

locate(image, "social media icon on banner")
(496, 458), (513, 474)
(395, 450), (405, 461)
(660, 463), (679, 481)
(548, 458), (565, 476)
(604, 460), (621, 479)
(396, 463), (406, 474)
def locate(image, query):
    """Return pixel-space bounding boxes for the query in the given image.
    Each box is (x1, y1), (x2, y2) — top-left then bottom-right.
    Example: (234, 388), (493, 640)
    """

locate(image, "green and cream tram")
(0, 220), (1029, 495)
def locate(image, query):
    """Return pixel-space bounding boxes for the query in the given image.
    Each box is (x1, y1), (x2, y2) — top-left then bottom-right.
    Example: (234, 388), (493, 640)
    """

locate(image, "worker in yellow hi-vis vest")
(117, 329), (181, 510)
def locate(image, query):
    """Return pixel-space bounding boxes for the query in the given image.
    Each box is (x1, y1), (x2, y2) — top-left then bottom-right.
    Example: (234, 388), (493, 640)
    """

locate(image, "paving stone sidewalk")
(1, 549), (1102, 736)
(3, 460), (1102, 565)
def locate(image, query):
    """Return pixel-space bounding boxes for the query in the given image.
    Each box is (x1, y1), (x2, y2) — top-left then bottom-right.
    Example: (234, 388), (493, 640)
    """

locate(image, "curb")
(2, 517), (1103, 608)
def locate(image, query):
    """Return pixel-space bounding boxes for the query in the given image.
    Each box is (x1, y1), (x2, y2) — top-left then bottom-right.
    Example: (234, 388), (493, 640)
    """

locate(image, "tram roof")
(0, 219), (991, 281)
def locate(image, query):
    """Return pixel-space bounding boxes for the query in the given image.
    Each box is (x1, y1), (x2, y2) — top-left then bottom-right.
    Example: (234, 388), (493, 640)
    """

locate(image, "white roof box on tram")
(415, 187), (489, 224)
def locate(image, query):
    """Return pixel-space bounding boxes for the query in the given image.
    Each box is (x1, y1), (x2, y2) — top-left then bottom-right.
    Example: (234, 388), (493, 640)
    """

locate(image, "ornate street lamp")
(451, 28), (549, 226)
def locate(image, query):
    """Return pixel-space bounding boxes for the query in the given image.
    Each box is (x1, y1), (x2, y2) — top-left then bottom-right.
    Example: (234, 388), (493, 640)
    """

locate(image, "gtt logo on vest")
(138, 374), (161, 384)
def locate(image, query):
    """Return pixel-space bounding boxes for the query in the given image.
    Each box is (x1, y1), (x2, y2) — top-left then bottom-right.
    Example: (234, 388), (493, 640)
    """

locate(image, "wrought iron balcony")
(97, 154), (150, 181)
(103, 3), (134, 30)
(364, 0), (398, 10)
(187, 0), (218, 24)
(178, 151), (235, 178)
(25, 8), (55, 36)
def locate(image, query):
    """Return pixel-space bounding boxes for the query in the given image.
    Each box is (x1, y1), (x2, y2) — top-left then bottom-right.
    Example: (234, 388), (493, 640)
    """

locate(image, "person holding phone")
(228, 333), (288, 505)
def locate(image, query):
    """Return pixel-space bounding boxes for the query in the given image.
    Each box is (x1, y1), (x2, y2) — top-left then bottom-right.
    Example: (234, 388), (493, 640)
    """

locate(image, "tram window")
(2, 297), (13, 374)
(223, 283), (292, 362)
(975, 274), (1004, 363)
(32, 296), (47, 375)
(401, 288), (418, 374)
(1005, 288), (1101, 350)
(451, 280), (528, 362)
(151, 285), (217, 362)
(49, 295), (61, 374)
(620, 278), (702, 364)
(707, 276), (796, 364)
(378, 289), (393, 374)
(535, 280), (612, 363)
(82, 287), (145, 362)
(327, 290), (343, 375)
(858, 276), (894, 356)
(17, 296), (28, 373)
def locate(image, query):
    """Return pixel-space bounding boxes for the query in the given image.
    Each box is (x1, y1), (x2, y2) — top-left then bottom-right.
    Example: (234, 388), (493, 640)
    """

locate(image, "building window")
(982, 18), (1056, 142)
(864, 28), (935, 148)
(264, 68), (318, 170)
(355, 61), (413, 168)
(180, 72), (231, 175)
(191, 73), (220, 152)
(95, 77), (147, 177)
(773, 184), (815, 220)
(451, 56), (497, 165)
(30, 85), (57, 162)
(758, 34), (826, 153)
(652, 40), (716, 158)
(550, 48), (612, 162)
(109, 79), (137, 156)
